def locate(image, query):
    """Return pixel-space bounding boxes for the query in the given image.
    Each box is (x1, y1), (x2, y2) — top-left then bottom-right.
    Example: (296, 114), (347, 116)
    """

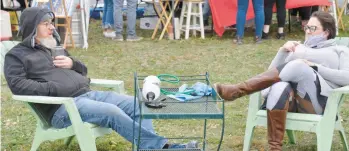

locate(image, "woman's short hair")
(311, 11), (336, 39)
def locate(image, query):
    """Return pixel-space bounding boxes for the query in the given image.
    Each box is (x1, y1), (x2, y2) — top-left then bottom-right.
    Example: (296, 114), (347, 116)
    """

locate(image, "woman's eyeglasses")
(303, 25), (318, 33)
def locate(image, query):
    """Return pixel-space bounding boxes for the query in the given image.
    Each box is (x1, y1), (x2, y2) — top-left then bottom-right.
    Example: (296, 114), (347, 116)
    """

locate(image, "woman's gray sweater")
(268, 39), (349, 96)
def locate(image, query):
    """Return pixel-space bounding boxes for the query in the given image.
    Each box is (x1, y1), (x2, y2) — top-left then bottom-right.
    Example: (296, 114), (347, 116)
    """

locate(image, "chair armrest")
(13, 95), (86, 129)
(322, 85), (349, 117)
(248, 92), (262, 111)
(90, 79), (125, 94)
(331, 85), (349, 94)
(12, 95), (74, 104)
(246, 92), (263, 120)
(320, 91), (344, 126)
(245, 92), (263, 128)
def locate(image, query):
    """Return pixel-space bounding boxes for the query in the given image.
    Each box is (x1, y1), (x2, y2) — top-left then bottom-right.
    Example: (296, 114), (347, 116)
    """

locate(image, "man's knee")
(103, 91), (133, 101)
(97, 104), (125, 118)
(79, 104), (128, 130)
(78, 99), (124, 117)
(104, 92), (139, 114)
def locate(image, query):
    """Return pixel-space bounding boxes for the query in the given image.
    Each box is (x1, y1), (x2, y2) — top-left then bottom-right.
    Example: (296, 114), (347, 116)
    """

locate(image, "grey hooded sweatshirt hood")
(19, 7), (61, 48)
(4, 7), (90, 126)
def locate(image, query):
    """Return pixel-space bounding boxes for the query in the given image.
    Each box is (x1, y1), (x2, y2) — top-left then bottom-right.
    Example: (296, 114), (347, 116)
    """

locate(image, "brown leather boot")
(214, 68), (281, 101)
(295, 94), (317, 114)
(267, 97), (290, 151)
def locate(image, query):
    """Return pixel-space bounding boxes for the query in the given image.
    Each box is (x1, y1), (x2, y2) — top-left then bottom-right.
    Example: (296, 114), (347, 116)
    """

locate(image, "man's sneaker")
(126, 35), (143, 42)
(103, 31), (116, 38)
(112, 34), (124, 41)
(166, 140), (198, 149)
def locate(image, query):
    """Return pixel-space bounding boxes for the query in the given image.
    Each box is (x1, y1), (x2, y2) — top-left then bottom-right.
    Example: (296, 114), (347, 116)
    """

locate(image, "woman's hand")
(281, 41), (301, 52)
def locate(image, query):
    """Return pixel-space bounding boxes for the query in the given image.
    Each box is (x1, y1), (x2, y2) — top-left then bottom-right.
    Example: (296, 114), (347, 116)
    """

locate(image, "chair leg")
(75, 128), (97, 151)
(288, 9), (291, 32)
(64, 136), (75, 147)
(64, 27), (68, 49)
(30, 127), (44, 151)
(316, 128), (335, 151)
(30, 137), (43, 151)
(158, 0), (179, 40)
(198, 2), (205, 39)
(14, 11), (19, 26)
(339, 129), (349, 151)
(286, 130), (296, 144)
(179, 1), (186, 38)
(243, 124), (255, 151)
(67, 17), (74, 48)
(185, 2), (192, 39)
(336, 119), (349, 151)
(335, 0), (347, 31)
(192, 3), (197, 37)
(152, 2), (166, 39)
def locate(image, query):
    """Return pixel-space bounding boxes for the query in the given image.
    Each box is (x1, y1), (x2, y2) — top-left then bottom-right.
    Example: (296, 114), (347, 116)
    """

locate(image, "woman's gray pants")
(262, 60), (328, 115)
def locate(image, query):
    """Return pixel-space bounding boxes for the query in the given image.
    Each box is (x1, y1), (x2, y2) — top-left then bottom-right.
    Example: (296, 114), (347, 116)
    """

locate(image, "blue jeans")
(203, 0), (211, 21)
(236, 0), (264, 38)
(51, 91), (167, 149)
(102, 0), (114, 29)
(114, 0), (137, 36)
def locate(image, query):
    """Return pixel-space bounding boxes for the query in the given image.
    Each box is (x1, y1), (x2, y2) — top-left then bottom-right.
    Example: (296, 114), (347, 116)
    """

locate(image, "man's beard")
(37, 37), (57, 49)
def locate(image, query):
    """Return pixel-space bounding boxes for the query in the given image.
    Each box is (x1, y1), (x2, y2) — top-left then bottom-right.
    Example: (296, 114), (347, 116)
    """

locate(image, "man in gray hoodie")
(4, 7), (197, 149)
(215, 11), (349, 150)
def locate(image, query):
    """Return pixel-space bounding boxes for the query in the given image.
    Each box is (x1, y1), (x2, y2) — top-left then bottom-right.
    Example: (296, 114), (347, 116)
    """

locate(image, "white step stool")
(179, 0), (205, 39)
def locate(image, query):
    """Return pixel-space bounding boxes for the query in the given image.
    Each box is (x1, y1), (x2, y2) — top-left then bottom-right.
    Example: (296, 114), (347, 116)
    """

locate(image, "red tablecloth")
(210, 0), (332, 37)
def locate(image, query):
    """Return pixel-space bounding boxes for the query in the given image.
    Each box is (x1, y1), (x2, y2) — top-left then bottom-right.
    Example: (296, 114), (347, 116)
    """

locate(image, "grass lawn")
(1, 16), (349, 151)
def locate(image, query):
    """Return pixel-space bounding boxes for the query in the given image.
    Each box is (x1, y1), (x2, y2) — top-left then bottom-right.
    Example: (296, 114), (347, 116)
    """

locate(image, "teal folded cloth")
(167, 82), (212, 101)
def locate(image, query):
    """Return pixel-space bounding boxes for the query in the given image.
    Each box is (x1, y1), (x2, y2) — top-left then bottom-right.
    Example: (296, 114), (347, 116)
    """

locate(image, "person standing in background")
(102, 0), (116, 38)
(290, 7), (312, 28)
(234, 0), (264, 45)
(311, 6), (319, 14)
(203, 0), (211, 27)
(262, 0), (286, 40)
(114, 0), (143, 41)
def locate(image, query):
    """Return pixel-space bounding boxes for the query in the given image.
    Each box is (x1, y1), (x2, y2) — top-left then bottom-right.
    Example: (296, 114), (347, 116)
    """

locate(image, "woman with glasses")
(215, 11), (349, 150)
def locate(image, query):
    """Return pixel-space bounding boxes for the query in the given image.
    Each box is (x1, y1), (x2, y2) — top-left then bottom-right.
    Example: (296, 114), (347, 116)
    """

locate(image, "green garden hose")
(157, 74), (195, 95)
